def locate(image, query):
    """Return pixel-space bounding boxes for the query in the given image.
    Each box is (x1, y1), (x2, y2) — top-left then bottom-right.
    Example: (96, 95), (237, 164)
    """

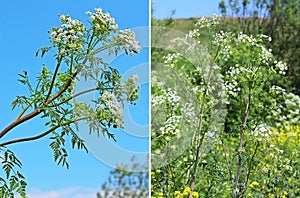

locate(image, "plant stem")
(190, 90), (207, 197)
(189, 59), (215, 197)
(232, 91), (251, 197)
(48, 87), (99, 108)
(221, 139), (233, 183)
(0, 58), (87, 140)
(0, 117), (86, 147)
(92, 42), (119, 55)
(0, 109), (41, 139)
(15, 99), (36, 120)
(45, 56), (63, 101)
(243, 141), (259, 191)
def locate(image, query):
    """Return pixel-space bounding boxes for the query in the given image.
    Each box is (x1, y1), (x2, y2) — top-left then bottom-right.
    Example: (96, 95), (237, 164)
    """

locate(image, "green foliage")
(0, 149), (26, 197)
(233, 125), (300, 197)
(97, 157), (149, 198)
(0, 8), (141, 197)
(218, 0), (300, 94)
(154, 0), (300, 94)
(151, 16), (299, 198)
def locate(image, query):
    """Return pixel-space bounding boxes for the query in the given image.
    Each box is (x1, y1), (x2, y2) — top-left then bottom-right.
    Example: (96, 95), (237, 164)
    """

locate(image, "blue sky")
(152, 0), (221, 19)
(0, 0), (148, 197)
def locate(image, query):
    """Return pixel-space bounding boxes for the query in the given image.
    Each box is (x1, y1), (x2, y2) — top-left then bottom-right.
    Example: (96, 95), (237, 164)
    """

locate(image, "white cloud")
(23, 187), (99, 198)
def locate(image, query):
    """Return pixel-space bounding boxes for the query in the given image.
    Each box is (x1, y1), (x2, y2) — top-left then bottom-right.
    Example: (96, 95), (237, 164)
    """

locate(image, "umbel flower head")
(49, 7), (141, 58)
(50, 15), (86, 54)
(117, 29), (141, 55)
(47, 7), (141, 138)
(86, 8), (118, 36)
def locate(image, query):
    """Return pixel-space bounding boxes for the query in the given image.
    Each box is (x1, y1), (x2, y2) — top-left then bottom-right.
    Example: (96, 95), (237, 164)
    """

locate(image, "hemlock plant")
(151, 16), (299, 198)
(0, 8), (140, 197)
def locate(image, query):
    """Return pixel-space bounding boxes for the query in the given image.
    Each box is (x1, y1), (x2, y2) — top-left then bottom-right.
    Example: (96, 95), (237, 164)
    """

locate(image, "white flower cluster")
(215, 31), (274, 66)
(187, 28), (200, 38)
(123, 74), (140, 102)
(50, 15), (86, 53)
(151, 88), (181, 108)
(274, 60), (288, 75)
(117, 29), (141, 55)
(184, 15), (220, 44)
(258, 34), (272, 42)
(151, 86), (199, 135)
(195, 15), (220, 29)
(251, 123), (273, 141)
(269, 86), (300, 126)
(285, 92), (300, 123)
(237, 32), (274, 65)
(213, 31), (233, 61)
(259, 46), (273, 65)
(99, 92), (123, 128)
(237, 32), (255, 43)
(190, 81), (207, 95)
(163, 53), (181, 65)
(221, 45), (232, 62)
(213, 31), (229, 44)
(159, 115), (182, 135)
(270, 85), (287, 95)
(187, 16), (220, 43)
(224, 65), (241, 97)
(86, 8), (118, 35)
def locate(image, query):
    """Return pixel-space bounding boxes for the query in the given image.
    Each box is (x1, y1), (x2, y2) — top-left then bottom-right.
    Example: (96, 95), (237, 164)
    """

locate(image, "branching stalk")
(0, 35), (124, 143)
(232, 91), (251, 197)
(189, 61), (214, 197)
(45, 56), (63, 101)
(48, 88), (99, 108)
(244, 141), (259, 190)
(190, 91), (207, 196)
(92, 42), (120, 55)
(16, 99), (36, 120)
(0, 117), (87, 147)
(0, 58), (87, 140)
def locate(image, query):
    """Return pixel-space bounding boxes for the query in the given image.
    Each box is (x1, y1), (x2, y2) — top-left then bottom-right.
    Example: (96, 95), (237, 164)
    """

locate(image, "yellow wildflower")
(268, 193), (275, 198)
(175, 190), (183, 198)
(249, 181), (259, 188)
(192, 191), (199, 198)
(174, 191), (181, 196)
(182, 187), (191, 195)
